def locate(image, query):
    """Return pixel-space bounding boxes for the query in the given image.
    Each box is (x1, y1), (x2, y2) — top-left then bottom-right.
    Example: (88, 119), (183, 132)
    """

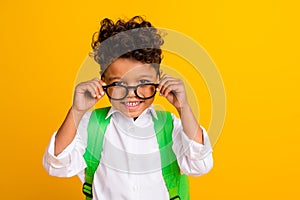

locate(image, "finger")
(158, 74), (171, 91)
(162, 79), (183, 96)
(99, 79), (107, 96)
(91, 78), (107, 98)
(89, 80), (102, 98)
(90, 79), (103, 98)
(162, 83), (179, 97)
(91, 77), (100, 82)
(158, 80), (170, 95)
(159, 74), (170, 82)
(84, 83), (99, 98)
(159, 79), (177, 95)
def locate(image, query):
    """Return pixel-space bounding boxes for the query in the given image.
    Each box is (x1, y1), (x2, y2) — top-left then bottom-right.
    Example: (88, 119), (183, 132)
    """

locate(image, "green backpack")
(82, 107), (190, 200)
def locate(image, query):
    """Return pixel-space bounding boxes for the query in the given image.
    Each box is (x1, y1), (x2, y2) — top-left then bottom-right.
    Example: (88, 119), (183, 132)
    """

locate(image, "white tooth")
(125, 102), (139, 106)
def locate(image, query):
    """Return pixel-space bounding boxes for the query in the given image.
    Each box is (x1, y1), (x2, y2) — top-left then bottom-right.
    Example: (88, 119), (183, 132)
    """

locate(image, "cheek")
(110, 100), (121, 107)
(144, 98), (155, 106)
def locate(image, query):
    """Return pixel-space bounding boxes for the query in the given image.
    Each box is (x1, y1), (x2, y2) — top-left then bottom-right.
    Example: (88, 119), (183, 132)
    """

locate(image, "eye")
(114, 81), (127, 86)
(139, 79), (150, 84)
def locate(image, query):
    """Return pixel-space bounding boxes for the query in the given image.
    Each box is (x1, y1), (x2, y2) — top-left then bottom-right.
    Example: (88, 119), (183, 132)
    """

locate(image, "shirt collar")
(105, 105), (158, 120)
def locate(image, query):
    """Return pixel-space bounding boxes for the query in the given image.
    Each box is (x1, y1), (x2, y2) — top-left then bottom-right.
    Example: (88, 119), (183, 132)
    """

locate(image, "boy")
(43, 16), (213, 200)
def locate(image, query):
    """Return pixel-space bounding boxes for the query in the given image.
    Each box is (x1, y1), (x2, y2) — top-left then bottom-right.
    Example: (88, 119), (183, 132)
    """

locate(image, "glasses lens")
(107, 86), (127, 100)
(136, 84), (157, 99)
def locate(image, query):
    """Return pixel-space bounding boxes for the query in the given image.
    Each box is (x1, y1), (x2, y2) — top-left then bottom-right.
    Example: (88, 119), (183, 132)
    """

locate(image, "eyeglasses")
(103, 83), (159, 100)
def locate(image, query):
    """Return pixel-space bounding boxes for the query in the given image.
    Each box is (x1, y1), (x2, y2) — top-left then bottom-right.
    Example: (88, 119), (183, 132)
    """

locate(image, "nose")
(126, 86), (137, 98)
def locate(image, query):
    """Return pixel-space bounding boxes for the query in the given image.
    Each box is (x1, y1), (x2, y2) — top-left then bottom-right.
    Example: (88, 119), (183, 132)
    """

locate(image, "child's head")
(91, 16), (164, 76)
(91, 16), (164, 118)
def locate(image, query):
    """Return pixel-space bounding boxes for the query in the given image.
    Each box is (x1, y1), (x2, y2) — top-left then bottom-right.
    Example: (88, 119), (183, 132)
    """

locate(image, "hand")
(157, 74), (188, 110)
(72, 78), (106, 114)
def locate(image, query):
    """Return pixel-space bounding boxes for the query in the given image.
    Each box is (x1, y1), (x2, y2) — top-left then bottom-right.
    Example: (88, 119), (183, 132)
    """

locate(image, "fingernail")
(102, 82), (107, 86)
(101, 91), (104, 95)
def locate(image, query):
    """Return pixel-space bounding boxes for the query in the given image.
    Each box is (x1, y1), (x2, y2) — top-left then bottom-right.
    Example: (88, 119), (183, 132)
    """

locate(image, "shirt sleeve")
(171, 114), (213, 176)
(42, 112), (92, 179)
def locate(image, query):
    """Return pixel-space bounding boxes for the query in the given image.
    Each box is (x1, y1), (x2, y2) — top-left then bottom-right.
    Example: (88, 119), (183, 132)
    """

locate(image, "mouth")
(121, 101), (144, 110)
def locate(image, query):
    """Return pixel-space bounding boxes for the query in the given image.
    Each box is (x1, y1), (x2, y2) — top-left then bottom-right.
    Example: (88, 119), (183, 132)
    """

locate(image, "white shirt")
(43, 106), (213, 200)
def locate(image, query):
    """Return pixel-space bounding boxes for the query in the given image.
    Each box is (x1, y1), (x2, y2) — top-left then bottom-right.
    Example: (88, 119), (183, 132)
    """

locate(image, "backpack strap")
(153, 111), (190, 200)
(83, 108), (189, 200)
(83, 106), (111, 200)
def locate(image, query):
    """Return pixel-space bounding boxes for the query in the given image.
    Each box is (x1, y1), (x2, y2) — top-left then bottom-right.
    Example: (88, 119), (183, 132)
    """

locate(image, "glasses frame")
(102, 82), (159, 100)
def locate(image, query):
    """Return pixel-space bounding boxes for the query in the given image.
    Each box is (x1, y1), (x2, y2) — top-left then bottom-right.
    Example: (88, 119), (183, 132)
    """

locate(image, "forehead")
(104, 58), (157, 81)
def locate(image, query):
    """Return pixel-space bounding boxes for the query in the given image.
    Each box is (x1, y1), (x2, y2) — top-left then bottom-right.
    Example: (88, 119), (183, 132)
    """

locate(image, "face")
(102, 58), (159, 118)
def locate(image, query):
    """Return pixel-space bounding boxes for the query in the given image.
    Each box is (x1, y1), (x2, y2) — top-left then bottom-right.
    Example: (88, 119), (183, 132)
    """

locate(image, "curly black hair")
(91, 16), (164, 75)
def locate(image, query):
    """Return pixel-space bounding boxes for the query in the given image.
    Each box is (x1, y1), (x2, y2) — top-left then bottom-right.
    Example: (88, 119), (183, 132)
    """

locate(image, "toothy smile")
(122, 101), (141, 107)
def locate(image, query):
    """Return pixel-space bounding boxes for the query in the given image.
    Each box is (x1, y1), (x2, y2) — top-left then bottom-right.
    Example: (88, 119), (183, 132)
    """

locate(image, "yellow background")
(1, 0), (299, 199)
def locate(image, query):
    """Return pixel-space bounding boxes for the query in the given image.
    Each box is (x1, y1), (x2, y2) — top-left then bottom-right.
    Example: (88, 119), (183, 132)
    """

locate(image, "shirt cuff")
(45, 131), (76, 168)
(181, 126), (213, 160)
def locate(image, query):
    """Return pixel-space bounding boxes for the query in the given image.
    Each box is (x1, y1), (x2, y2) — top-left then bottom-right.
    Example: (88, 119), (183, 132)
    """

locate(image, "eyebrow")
(138, 74), (156, 79)
(107, 76), (122, 82)
(105, 73), (157, 84)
